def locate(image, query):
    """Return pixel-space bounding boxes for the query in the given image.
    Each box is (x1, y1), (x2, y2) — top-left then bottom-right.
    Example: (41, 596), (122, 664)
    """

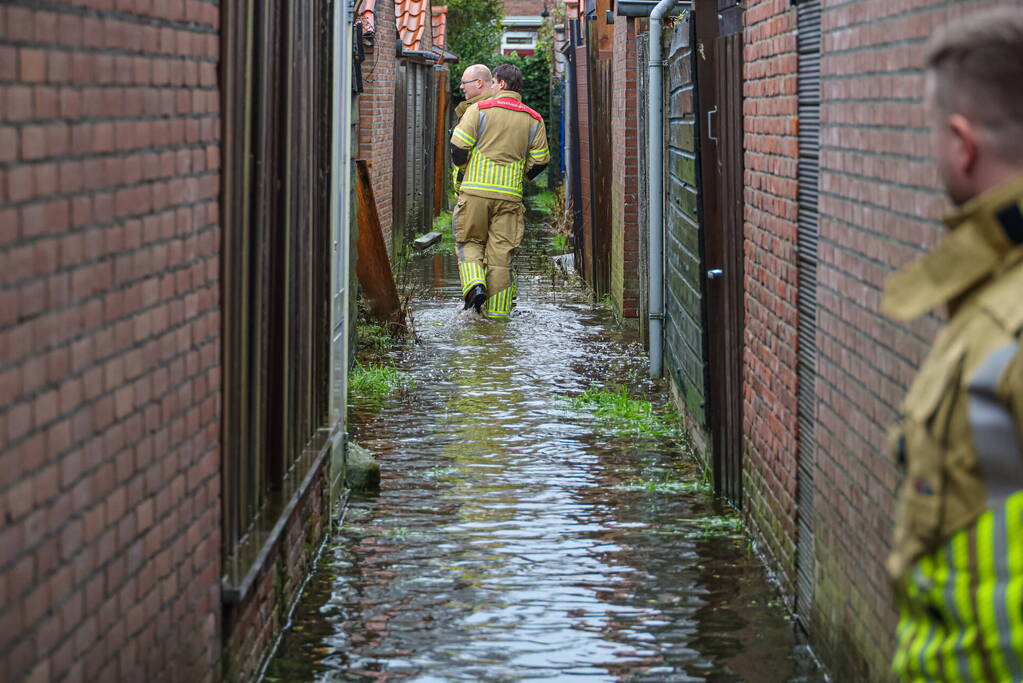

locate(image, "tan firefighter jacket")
(450, 90), (550, 202)
(883, 172), (1023, 581)
(454, 92), (490, 122)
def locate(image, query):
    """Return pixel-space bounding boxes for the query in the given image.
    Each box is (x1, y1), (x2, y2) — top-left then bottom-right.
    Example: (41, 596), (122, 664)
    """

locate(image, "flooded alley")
(263, 198), (825, 683)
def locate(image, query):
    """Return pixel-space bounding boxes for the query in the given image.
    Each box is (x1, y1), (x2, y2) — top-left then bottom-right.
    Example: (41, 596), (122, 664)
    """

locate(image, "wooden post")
(433, 68), (449, 217)
(355, 159), (402, 322)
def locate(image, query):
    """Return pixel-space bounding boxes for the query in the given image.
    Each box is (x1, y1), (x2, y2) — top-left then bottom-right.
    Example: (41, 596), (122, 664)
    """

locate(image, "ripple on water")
(263, 216), (825, 683)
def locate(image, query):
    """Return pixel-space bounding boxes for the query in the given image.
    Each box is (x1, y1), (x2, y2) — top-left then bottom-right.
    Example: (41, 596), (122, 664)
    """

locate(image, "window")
(220, 0), (334, 601)
(502, 30), (537, 52)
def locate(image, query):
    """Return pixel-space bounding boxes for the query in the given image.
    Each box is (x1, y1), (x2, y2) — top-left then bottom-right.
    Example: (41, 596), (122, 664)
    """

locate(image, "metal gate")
(698, 0), (745, 504)
(795, 0), (822, 630)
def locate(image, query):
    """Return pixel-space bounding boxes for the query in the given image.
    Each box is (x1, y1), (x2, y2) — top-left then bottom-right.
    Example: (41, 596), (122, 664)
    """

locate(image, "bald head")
(459, 64), (493, 100)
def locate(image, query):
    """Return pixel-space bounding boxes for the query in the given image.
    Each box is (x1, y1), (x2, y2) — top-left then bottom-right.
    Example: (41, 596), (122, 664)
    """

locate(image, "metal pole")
(647, 0), (679, 378)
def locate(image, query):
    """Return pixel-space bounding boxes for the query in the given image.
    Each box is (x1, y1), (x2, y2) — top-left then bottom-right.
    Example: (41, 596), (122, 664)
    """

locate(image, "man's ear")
(949, 113), (979, 177)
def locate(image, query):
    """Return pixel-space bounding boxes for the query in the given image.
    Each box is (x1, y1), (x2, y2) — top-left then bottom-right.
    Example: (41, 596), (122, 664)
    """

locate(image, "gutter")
(647, 0), (688, 377)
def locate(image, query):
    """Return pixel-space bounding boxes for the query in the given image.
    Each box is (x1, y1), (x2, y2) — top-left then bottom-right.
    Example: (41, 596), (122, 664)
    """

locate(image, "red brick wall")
(610, 16), (640, 320)
(741, 0), (1022, 679)
(223, 468), (329, 682)
(740, 0), (800, 605)
(503, 0), (544, 16)
(809, 0), (1020, 678)
(0, 2), (223, 681)
(359, 3), (397, 245)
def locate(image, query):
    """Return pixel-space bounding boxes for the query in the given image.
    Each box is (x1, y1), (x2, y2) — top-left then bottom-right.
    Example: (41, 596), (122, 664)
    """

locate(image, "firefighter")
(451, 64), (496, 194)
(449, 63), (550, 318)
(882, 8), (1023, 680)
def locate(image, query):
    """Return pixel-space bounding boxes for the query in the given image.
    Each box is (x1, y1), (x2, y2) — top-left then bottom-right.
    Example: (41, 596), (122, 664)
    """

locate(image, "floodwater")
(263, 198), (826, 682)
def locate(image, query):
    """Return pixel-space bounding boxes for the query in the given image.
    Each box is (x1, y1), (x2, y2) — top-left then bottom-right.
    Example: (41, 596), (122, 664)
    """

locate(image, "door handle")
(707, 268), (723, 279)
(707, 106), (718, 142)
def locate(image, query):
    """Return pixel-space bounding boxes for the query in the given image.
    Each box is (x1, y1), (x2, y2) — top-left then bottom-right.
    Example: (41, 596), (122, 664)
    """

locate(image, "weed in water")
(348, 362), (415, 404)
(684, 515), (744, 540)
(549, 233), (569, 254)
(568, 386), (679, 439)
(614, 471), (712, 495)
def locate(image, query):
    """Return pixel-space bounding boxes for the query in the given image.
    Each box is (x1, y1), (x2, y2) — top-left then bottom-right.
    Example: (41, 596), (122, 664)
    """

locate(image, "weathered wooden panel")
(589, 57), (613, 296)
(662, 12), (707, 428)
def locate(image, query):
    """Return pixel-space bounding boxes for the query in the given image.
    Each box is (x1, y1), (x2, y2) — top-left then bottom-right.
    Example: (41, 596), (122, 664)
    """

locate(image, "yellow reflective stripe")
(453, 128), (476, 146)
(458, 262), (486, 295)
(460, 183), (523, 197)
(976, 512), (1011, 681)
(953, 529), (987, 683)
(530, 148), (548, 158)
(1006, 495), (1023, 672)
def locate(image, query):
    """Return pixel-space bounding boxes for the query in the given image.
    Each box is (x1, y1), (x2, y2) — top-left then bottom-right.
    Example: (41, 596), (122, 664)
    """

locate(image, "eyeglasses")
(459, 78), (481, 87)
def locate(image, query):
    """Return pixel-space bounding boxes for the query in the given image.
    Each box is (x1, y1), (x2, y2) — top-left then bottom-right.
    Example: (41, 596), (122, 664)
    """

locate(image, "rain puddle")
(263, 195), (826, 682)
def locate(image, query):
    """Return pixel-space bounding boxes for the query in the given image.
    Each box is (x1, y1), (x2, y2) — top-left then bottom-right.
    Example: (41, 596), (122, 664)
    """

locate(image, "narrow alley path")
(264, 198), (825, 682)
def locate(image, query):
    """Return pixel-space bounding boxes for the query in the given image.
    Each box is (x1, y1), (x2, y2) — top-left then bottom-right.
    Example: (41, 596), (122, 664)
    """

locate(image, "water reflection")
(264, 201), (825, 682)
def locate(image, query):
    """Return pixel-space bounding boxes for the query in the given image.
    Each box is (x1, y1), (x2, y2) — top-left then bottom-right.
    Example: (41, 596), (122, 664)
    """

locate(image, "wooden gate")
(697, 0), (745, 504)
(589, 58), (613, 297)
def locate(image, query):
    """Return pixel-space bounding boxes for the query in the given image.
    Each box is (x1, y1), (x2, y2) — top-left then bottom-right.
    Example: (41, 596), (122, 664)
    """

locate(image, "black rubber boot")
(464, 284), (487, 314)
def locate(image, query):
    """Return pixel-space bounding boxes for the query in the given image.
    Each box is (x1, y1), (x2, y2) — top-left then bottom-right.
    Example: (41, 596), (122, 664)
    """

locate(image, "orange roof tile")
(431, 5), (448, 50)
(359, 0), (377, 34)
(395, 0), (429, 51)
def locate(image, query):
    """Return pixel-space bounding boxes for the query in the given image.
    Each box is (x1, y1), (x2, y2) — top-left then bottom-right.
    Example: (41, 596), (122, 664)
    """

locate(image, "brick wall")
(0, 2), (223, 681)
(610, 16), (640, 320)
(359, 3), (396, 246)
(740, 0), (1023, 679)
(740, 0), (800, 608)
(223, 469), (329, 682)
(810, 0), (1019, 678)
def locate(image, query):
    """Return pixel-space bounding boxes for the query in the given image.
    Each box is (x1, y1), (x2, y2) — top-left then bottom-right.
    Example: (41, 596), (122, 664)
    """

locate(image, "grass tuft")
(685, 515), (744, 540)
(348, 362), (415, 403)
(569, 386), (679, 439)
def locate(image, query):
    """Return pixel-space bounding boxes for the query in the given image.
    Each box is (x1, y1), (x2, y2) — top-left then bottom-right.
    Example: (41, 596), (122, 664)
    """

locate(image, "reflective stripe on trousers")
(894, 342), (1023, 682)
(483, 286), (513, 320)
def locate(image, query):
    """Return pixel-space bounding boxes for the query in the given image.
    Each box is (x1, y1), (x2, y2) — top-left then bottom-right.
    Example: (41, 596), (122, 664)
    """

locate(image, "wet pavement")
(263, 198), (826, 682)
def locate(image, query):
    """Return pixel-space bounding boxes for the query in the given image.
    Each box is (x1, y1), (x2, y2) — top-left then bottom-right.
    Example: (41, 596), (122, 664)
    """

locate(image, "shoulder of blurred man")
(883, 171), (1023, 580)
(455, 92), (492, 121)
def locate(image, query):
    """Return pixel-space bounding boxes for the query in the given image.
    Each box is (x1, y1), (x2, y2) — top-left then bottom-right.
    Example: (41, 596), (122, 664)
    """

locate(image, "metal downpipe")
(647, 0), (677, 378)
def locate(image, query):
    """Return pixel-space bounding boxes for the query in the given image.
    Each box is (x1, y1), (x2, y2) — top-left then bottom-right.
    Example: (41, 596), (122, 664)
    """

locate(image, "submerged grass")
(348, 362), (415, 404)
(569, 386), (679, 439)
(684, 515), (744, 540)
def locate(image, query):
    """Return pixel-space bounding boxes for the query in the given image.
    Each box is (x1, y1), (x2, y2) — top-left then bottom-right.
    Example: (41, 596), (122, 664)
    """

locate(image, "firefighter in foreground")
(449, 63), (550, 318)
(882, 8), (1023, 680)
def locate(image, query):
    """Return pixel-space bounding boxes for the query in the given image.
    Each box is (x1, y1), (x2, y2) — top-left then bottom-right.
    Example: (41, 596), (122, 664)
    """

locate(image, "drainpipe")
(647, 0), (678, 378)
